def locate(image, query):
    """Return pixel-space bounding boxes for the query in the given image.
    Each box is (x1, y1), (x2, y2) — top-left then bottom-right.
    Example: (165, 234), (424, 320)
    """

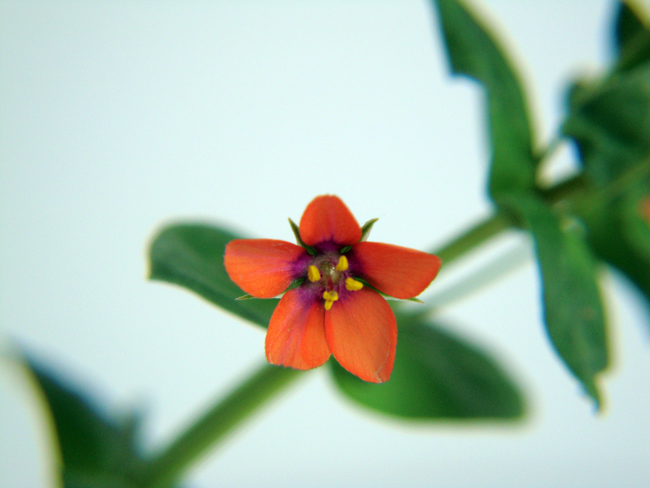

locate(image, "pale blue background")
(2, 1), (650, 487)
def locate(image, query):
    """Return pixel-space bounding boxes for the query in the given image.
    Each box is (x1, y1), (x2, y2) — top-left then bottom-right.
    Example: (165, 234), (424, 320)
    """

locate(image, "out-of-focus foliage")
(501, 195), (608, 406)
(584, 185), (650, 317)
(564, 63), (650, 187)
(432, 0), (614, 406)
(564, 2), (650, 187)
(431, 0), (536, 198)
(22, 354), (145, 488)
(563, 1), (650, 318)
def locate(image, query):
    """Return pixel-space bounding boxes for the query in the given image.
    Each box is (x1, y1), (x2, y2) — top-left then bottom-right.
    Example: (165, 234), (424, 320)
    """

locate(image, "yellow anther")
(322, 290), (339, 311)
(345, 277), (363, 291)
(322, 290), (339, 301)
(335, 255), (349, 272)
(308, 265), (321, 282)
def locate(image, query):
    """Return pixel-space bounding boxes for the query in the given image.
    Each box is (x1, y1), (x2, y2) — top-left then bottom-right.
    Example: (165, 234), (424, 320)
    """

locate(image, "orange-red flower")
(224, 195), (441, 383)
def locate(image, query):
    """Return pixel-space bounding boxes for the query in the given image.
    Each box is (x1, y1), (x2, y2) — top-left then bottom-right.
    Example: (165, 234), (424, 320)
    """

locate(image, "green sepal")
(235, 294), (256, 301)
(285, 277), (306, 292)
(339, 219), (378, 254)
(381, 294), (424, 304)
(288, 218), (317, 256)
(360, 218), (379, 242)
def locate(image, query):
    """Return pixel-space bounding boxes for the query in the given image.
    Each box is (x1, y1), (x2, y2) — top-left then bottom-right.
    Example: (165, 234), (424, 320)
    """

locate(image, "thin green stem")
(430, 211), (514, 266)
(140, 364), (303, 488)
(424, 241), (531, 312)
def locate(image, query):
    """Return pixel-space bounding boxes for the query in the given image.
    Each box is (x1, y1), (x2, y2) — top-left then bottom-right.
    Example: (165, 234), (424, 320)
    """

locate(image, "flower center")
(307, 254), (363, 310)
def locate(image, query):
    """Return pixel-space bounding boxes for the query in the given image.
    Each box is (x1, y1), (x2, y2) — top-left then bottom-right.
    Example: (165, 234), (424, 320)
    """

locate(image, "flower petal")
(224, 239), (307, 298)
(325, 288), (396, 383)
(299, 195), (362, 247)
(350, 242), (441, 299)
(265, 289), (331, 370)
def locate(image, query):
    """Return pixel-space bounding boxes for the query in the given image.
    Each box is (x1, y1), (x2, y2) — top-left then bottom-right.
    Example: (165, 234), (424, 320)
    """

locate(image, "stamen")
(335, 255), (348, 272)
(323, 290), (339, 301)
(345, 277), (363, 291)
(308, 265), (321, 282)
(323, 290), (339, 311)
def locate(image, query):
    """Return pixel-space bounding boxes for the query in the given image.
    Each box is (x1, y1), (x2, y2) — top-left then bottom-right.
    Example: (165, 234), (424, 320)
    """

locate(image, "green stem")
(141, 364), (303, 488)
(431, 211), (514, 266)
(425, 241), (531, 312)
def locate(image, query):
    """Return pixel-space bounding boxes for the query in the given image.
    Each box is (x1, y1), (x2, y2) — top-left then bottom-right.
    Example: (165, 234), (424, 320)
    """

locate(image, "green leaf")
(585, 192), (650, 316)
(148, 223), (277, 329)
(621, 180), (650, 261)
(563, 63), (650, 187)
(21, 353), (144, 488)
(613, 1), (650, 72)
(330, 314), (525, 420)
(502, 194), (609, 407)
(615, 2), (646, 53)
(431, 0), (536, 197)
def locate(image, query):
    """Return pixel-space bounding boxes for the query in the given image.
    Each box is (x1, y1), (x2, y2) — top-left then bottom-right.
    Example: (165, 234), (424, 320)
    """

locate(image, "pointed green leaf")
(148, 223), (277, 329)
(502, 194), (609, 407)
(21, 353), (144, 488)
(563, 63), (650, 187)
(431, 0), (536, 197)
(330, 315), (525, 420)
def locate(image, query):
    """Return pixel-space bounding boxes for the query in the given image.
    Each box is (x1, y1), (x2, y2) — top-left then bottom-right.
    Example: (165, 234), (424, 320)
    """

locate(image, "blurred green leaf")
(585, 193), (650, 315)
(330, 314), (525, 420)
(621, 180), (650, 261)
(615, 1), (646, 52)
(614, 1), (650, 72)
(22, 354), (143, 488)
(431, 0), (536, 197)
(563, 63), (650, 187)
(503, 195), (608, 407)
(149, 223), (277, 329)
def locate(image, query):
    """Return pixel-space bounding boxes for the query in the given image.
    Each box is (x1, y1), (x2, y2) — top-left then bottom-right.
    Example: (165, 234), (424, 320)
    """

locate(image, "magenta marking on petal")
(290, 252), (313, 279)
(314, 240), (343, 254)
(293, 282), (324, 304)
(345, 246), (365, 278)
